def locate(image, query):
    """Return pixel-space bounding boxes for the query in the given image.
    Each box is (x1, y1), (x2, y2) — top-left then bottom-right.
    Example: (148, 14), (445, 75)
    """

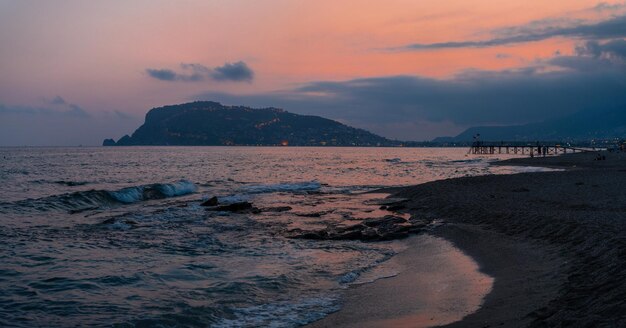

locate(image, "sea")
(0, 147), (547, 327)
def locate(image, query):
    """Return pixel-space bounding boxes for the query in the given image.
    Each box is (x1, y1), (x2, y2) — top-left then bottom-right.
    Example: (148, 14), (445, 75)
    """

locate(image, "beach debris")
(200, 196), (219, 206)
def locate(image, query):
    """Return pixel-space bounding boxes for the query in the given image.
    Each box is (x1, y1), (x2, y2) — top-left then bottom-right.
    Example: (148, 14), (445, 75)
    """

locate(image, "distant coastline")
(103, 101), (624, 148)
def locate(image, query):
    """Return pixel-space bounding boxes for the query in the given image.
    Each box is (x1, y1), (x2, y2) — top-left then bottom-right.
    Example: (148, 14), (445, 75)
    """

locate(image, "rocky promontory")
(104, 101), (402, 146)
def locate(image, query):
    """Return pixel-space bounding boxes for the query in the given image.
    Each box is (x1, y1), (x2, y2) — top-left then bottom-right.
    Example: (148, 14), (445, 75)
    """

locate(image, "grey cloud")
(67, 104), (90, 118)
(210, 61), (254, 82)
(145, 66), (203, 82)
(594, 2), (626, 12)
(193, 52), (626, 140)
(397, 14), (626, 50)
(575, 39), (626, 58)
(0, 102), (139, 146)
(180, 63), (211, 74)
(113, 110), (135, 120)
(50, 96), (67, 105)
(146, 68), (178, 81)
(146, 61), (254, 83)
(549, 39), (626, 71)
(0, 99), (90, 118)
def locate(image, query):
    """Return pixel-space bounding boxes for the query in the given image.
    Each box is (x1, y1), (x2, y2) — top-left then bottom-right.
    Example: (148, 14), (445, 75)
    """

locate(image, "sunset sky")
(1, 0), (626, 145)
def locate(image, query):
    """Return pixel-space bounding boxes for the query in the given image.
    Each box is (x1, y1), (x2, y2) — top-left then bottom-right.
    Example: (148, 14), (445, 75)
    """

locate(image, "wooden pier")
(469, 142), (600, 156)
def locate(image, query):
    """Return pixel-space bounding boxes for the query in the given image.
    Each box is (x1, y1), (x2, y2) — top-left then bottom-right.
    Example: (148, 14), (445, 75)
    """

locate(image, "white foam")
(157, 180), (197, 197)
(512, 166), (562, 173)
(109, 180), (197, 204)
(110, 187), (143, 203)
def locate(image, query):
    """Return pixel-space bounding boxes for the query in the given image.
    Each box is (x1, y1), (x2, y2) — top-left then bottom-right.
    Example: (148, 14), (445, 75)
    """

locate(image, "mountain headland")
(104, 101), (410, 147)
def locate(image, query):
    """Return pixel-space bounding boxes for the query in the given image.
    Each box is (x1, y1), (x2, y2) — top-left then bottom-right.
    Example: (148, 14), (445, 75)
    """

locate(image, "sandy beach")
(310, 151), (626, 327)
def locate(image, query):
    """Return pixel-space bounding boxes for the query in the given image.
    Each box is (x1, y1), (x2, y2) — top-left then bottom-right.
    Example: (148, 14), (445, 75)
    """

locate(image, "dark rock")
(408, 223), (427, 233)
(294, 211), (327, 217)
(286, 215), (422, 242)
(409, 216), (429, 225)
(200, 196), (219, 207)
(379, 205), (388, 210)
(362, 215), (407, 227)
(512, 187), (530, 192)
(386, 204), (406, 211)
(360, 226), (379, 240)
(207, 201), (253, 212)
(102, 138), (116, 146)
(377, 225), (412, 240)
(284, 228), (327, 240)
(329, 226), (364, 240)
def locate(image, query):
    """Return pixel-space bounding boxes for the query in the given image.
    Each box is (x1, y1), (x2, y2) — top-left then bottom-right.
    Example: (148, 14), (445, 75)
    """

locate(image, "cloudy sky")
(1, 0), (626, 145)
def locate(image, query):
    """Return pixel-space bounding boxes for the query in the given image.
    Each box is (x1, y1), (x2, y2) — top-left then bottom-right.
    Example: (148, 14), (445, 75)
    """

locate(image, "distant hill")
(104, 101), (402, 146)
(434, 108), (626, 142)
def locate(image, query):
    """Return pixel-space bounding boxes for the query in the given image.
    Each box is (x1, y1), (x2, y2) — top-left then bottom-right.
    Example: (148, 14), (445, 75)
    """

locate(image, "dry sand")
(309, 151), (626, 327)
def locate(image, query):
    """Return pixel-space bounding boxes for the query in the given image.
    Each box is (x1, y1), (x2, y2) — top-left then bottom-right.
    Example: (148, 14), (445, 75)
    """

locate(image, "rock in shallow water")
(285, 215), (428, 241)
(206, 201), (254, 212)
(200, 196), (219, 206)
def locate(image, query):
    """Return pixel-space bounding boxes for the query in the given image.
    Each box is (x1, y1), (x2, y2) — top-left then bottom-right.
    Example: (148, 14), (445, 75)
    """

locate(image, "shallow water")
(0, 147), (540, 327)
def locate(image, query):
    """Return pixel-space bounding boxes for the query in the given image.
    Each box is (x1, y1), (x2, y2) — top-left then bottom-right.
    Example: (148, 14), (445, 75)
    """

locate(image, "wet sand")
(309, 151), (626, 327)
(308, 234), (494, 328)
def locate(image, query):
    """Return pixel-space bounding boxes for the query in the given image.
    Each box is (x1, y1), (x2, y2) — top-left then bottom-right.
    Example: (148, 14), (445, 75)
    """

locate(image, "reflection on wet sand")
(308, 235), (494, 328)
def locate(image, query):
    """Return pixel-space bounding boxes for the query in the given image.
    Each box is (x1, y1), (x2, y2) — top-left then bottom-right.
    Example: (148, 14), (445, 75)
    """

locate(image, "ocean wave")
(9, 180), (197, 213)
(241, 181), (321, 194)
(110, 180), (197, 203)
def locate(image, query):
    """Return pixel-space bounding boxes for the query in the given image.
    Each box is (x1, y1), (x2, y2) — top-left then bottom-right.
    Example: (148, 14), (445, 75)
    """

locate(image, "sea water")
(0, 147), (539, 327)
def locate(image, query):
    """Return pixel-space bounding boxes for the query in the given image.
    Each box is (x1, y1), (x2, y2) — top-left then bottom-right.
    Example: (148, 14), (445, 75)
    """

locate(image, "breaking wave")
(8, 180), (197, 213)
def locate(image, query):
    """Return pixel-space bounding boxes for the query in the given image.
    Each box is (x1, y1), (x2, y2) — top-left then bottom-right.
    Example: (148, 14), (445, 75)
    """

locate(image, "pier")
(469, 142), (600, 156)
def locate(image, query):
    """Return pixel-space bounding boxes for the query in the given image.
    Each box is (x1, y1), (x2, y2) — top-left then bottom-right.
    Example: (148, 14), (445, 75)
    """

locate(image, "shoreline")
(309, 151), (626, 327)
(308, 233), (495, 328)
